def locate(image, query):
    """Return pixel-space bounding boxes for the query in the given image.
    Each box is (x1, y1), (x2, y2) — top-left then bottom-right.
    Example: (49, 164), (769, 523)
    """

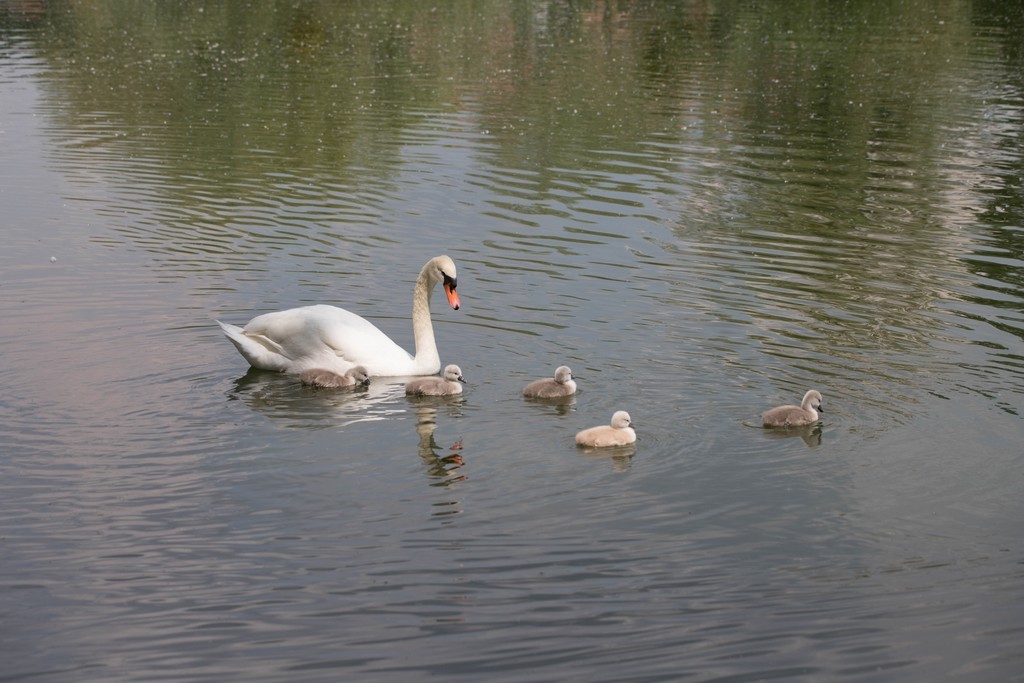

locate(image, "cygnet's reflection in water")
(409, 396), (466, 487)
(227, 368), (408, 427)
(523, 393), (577, 416)
(761, 423), (823, 448)
(575, 442), (636, 472)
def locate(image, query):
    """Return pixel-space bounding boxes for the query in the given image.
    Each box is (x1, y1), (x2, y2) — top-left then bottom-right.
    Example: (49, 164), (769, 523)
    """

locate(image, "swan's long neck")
(410, 269), (440, 373)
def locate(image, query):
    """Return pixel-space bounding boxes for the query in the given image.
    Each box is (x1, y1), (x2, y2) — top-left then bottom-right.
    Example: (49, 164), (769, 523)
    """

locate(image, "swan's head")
(802, 390), (823, 412)
(443, 364), (465, 383)
(431, 255), (460, 311)
(610, 410), (634, 430)
(554, 366), (574, 384)
(348, 365), (371, 385)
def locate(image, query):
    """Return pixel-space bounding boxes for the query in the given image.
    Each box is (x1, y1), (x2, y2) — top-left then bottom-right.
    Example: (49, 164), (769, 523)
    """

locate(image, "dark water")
(2, 1), (1023, 681)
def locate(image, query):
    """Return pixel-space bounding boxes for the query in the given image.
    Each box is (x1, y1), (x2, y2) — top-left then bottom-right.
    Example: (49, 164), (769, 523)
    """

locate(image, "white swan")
(299, 365), (370, 389)
(761, 389), (823, 427)
(218, 255), (461, 376)
(575, 410), (636, 448)
(523, 365), (577, 398)
(405, 364), (465, 396)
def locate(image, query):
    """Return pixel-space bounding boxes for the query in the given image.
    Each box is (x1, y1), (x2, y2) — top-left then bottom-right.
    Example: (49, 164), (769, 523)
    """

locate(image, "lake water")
(2, 1), (1022, 681)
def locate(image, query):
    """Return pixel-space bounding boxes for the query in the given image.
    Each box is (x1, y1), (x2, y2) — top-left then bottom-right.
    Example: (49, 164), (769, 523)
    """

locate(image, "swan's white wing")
(315, 308), (416, 372)
(242, 305), (415, 375)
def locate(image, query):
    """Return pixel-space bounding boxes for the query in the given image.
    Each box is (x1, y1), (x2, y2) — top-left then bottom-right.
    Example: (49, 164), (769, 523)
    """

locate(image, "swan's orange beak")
(444, 282), (461, 310)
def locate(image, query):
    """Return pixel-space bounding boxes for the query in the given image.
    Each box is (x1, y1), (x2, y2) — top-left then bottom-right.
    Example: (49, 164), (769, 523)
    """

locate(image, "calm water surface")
(2, 1), (1023, 681)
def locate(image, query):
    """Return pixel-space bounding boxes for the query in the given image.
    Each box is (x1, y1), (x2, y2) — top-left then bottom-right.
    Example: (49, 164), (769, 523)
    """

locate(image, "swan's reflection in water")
(409, 397), (466, 488)
(228, 370), (469, 496)
(761, 423), (823, 448)
(227, 368), (409, 427)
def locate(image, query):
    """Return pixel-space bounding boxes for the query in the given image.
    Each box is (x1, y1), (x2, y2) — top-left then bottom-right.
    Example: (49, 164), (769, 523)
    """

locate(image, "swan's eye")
(443, 273), (457, 289)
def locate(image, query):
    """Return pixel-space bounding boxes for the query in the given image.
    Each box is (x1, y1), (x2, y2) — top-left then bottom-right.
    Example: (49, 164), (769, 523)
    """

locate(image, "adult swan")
(218, 255), (461, 377)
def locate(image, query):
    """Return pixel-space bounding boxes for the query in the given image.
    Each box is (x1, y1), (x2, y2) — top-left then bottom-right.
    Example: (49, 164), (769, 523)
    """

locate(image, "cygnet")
(761, 389), (823, 427)
(405, 364), (465, 396)
(523, 365), (577, 398)
(575, 410), (636, 448)
(299, 365), (370, 389)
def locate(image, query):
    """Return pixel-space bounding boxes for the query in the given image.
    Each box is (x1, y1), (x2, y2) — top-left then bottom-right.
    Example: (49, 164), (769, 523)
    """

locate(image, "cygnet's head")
(611, 410), (634, 429)
(443, 364), (465, 383)
(554, 366), (574, 384)
(803, 390), (823, 411)
(349, 365), (370, 385)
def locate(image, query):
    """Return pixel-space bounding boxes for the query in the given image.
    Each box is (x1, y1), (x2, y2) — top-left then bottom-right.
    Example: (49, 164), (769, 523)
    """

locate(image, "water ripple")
(3, 3), (1024, 681)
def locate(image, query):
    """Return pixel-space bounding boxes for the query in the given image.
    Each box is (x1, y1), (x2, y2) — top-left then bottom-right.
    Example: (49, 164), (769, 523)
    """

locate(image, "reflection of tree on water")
(411, 398), (466, 487)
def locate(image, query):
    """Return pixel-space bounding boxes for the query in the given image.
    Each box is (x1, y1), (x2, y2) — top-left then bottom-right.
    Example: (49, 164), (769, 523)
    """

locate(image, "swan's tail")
(217, 320), (290, 372)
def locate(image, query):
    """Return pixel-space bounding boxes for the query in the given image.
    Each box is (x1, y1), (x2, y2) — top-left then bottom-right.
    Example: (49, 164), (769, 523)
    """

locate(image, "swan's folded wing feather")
(244, 332), (288, 357)
(217, 320), (292, 372)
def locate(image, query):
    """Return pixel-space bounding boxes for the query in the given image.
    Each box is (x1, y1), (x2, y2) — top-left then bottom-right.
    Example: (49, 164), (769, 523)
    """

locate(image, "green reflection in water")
(5, 0), (1023, 393)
